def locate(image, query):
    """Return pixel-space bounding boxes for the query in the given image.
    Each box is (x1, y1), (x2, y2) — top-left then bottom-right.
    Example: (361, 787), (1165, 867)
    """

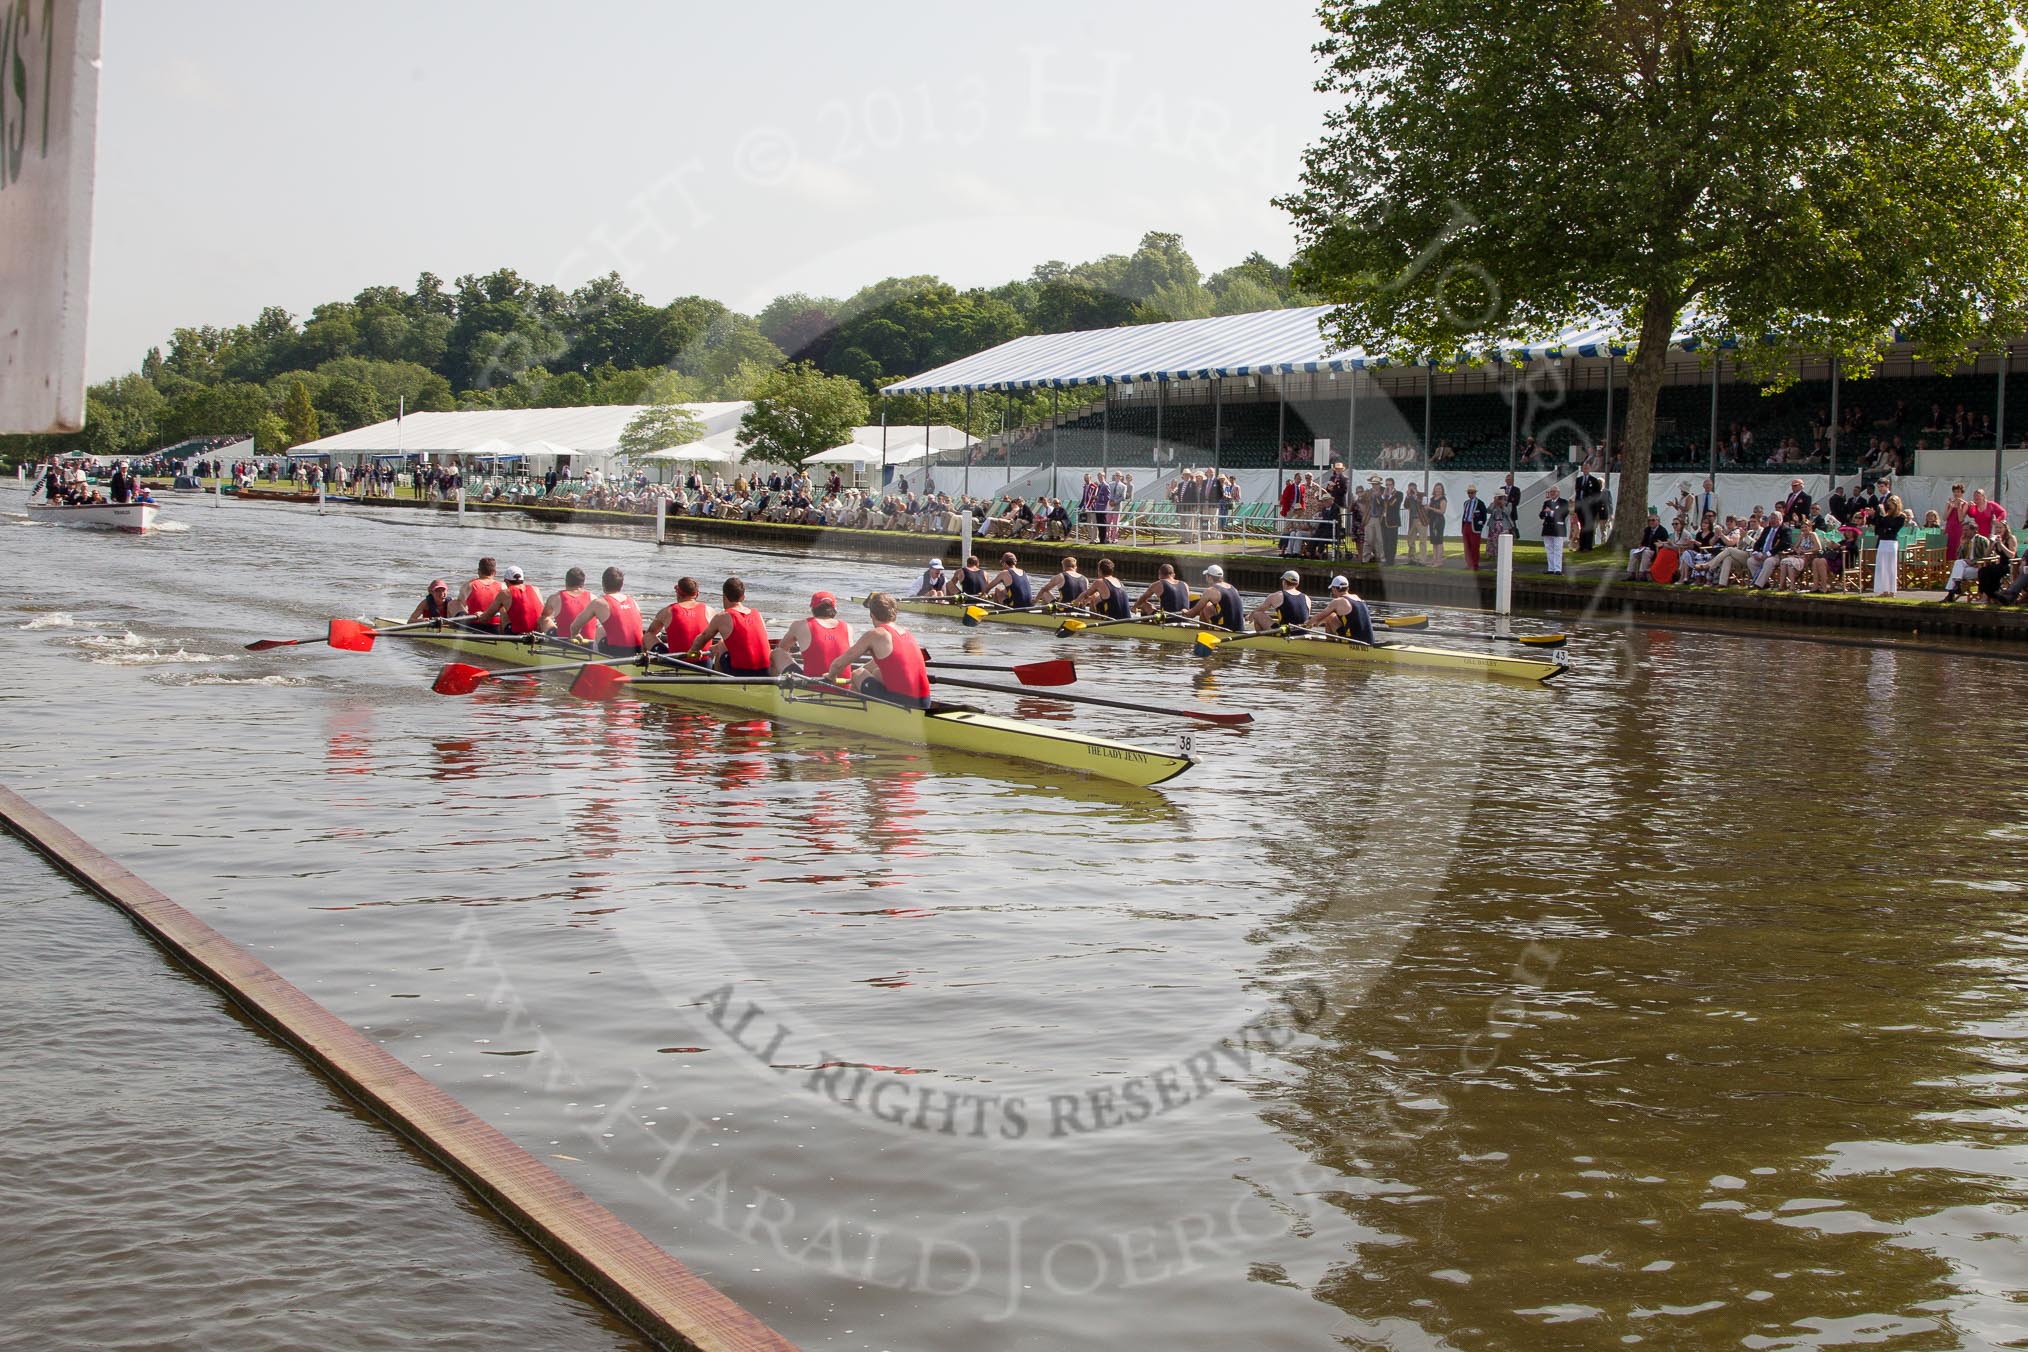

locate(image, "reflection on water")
(2, 487), (2027, 1350)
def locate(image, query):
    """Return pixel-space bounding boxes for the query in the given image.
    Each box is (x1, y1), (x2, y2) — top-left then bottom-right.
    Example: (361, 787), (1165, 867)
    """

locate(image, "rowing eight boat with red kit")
(373, 619), (1203, 788)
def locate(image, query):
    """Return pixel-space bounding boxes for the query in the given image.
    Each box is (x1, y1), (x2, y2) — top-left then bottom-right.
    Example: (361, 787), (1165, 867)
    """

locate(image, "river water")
(2, 483), (2025, 1351)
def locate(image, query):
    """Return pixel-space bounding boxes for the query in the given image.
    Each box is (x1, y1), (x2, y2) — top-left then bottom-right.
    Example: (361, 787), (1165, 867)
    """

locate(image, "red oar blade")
(1010, 658), (1076, 687)
(1186, 708), (1253, 726)
(431, 662), (491, 696)
(328, 618), (377, 651)
(242, 637), (304, 652)
(570, 664), (633, 701)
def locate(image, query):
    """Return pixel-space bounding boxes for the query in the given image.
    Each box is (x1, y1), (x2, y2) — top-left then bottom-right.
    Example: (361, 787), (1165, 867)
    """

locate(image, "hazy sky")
(89, 1), (1337, 380)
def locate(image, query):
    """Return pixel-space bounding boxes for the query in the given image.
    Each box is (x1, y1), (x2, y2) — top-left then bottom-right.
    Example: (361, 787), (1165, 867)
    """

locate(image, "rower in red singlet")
(643, 576), (713, 661)
(685, 577), (771, 677)
(772, 590), (853, 678)
(538, 567), (598, 644)
(461, 556), (503, 631)
(566, 566), (644, 657)
(828, 593), (933, 709)
(475, 565), (544, 635)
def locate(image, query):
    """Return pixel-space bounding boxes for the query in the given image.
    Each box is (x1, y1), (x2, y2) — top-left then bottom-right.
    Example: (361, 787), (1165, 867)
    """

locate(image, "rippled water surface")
(3, 483), (2026, 1350)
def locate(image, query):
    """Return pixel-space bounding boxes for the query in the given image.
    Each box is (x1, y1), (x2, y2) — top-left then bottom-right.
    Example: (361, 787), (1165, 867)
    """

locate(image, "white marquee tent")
(287, 403), (753, 470)
(806, 424), (977, 467)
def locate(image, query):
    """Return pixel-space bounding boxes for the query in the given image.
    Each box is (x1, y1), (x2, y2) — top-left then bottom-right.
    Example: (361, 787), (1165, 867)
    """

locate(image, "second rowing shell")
(884, 598), (1568, 683)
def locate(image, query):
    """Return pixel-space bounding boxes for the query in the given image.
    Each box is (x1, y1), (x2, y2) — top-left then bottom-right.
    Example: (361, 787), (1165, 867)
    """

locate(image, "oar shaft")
(246, 616), (458, 652)
(924, 673), (1250, 725)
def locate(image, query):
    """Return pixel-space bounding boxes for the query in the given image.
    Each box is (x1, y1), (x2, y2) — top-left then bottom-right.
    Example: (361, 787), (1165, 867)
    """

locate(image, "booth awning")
(878, 305), (1738, 394)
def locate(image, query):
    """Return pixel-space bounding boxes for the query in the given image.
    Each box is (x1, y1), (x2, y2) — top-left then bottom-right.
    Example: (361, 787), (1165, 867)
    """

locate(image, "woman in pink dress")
(1943, 482), (1969, 563)
(1968, 487), (2008, 538)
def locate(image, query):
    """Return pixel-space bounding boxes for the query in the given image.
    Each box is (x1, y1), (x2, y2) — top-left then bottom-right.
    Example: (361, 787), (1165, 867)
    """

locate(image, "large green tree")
(1283, 0), (2028, 548)
(281, 381), (320, 447)
(737, 362), (869, 469)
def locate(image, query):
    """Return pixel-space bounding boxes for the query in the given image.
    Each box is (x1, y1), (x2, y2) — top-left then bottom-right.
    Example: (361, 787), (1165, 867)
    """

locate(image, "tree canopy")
(2, 230), (1313, 467)
(1283, 0), (2028, 546)
(280, 381), (320, 448)
(736, 363), (870, 469)
(618, 403), (707, 460)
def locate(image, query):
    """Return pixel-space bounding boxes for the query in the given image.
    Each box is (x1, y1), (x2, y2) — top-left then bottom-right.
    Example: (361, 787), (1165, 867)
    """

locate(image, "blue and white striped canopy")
(879, 305), (1731, 394)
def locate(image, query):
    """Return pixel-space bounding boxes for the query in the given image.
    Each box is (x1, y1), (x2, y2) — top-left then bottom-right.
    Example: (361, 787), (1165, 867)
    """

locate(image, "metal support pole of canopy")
(1708, 358), (1719, 478)
(1422, 365), (1433, 491)
(1604, 356), (1614, 463)
(1275, 376), (1287, 505)
(1507, 362), (1518, 473)
(1829, 358), (1841, 482)
(1101, 385), (1110, 481)
(1348, 369), (1359, 468)
(1050, 387), (1060, 498)
(1154, 380), (1165, 473)
(1995, 346), (2009, 499)
(1212, 376), (1223, 478)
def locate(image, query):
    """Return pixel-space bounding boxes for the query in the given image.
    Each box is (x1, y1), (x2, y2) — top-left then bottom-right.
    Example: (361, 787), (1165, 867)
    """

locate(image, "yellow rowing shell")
(885, 598), (1566, 683)
(376, 620), (1196, 788)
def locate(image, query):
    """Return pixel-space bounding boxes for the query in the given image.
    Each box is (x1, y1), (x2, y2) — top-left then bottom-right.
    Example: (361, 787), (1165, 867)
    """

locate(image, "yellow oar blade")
(1193, 631), (1223, 657)
(1516, 633), (1569, 647)
(963, 606), (989, 627)
(1382, 615), (1431, 630)
(1058, 618), (1086, 633)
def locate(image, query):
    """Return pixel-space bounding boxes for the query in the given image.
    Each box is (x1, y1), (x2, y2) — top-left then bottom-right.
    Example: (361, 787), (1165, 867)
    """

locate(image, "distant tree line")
(1, 232), (1311, 466)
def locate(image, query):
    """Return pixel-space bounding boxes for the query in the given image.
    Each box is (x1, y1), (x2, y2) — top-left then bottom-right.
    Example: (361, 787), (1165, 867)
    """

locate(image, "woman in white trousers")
(1872, 495), (1907, 597)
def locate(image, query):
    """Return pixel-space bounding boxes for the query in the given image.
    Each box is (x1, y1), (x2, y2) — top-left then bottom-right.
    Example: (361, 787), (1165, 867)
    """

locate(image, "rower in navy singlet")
(1248, 569), (1311, 632)
(1314, 575), (1376, 645)
(956, 555), (990, 597)
(1068, 558), (1132, 620)
(1186, 564), (1246, 633)
(984, 551), (1035, 607)
(1031, 556), (1087, 607)
(1132, 562), (1192, 616)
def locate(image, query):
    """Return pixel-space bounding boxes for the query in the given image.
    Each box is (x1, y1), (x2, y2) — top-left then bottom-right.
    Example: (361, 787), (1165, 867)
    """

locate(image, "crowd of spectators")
(1630, 474), (2023, 601)
(32, 460), (156, 507)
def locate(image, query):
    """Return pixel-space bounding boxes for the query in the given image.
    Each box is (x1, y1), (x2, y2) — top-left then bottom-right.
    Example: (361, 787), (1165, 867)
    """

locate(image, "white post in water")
(654, 493), (666, 547)
(216, 471), (224, 507)
(457, 483), (466, 523)
(960, 506), (973, 569)
(1495, 532), (1514, 615)
(317, 485), (326, 514)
